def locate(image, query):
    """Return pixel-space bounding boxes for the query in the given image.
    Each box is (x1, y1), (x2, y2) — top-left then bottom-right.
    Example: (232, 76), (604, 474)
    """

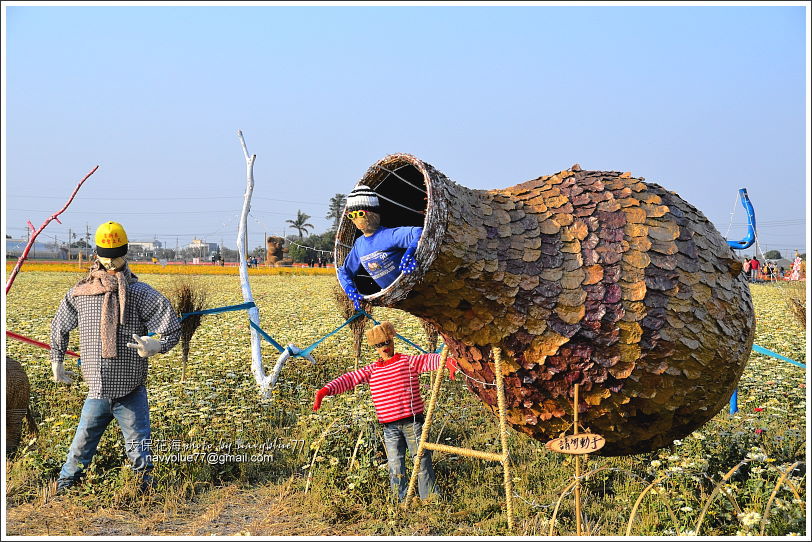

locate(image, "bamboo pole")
(493, 347), (514, 531)
(759, 461), (803, 536)
(422, 442), (504, 462)
(694, 459), (754, 534)
(574, 383), (582, 536)
(404, 345), (449, 505)
(404, 346), (514, 534)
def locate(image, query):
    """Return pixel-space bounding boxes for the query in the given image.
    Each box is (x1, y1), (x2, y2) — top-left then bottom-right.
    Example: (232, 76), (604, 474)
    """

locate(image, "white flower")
(672, 439), (683, 446)
(737, 510), (762, 528)
(680, 506), (693, 512)
(690, 432), (705, 440)
(746, 451), (768, 462)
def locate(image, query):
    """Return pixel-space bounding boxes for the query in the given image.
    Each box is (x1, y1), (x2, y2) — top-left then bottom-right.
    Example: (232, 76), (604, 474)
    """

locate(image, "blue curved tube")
(727, 188), (757, 250)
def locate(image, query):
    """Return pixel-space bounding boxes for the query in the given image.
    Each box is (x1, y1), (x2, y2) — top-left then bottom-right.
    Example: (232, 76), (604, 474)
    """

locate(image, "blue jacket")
(337, 226), (422, 291)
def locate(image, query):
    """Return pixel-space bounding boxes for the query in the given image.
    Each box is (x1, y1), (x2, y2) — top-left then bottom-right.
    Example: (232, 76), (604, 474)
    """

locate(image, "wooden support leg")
(493, 347), (515, 532)
(404, 345), (449, 506)
(403, 346), (515, 534)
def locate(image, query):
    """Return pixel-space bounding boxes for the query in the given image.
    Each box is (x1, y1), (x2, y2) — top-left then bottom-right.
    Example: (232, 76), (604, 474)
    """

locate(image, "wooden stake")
(404, 346), (514, 533)
(574, 383), (582, 536)
(494, 347), (515, 531)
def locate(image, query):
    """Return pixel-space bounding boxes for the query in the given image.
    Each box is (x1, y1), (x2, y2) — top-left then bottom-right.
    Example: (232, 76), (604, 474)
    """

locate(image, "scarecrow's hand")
(445, 357), (458, 381)
(399, 246), (417, 274)
(51, 361), (75, 385)
(126, 334), (162, 358)
(313, 388), (329, 411)
(342, 283), (364, 311)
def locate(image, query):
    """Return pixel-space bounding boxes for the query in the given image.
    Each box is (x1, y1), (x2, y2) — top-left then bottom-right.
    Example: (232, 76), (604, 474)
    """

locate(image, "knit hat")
(365, 321), (395, 345)
(95, 221), (128, 258)
(346, 185), (381, 213)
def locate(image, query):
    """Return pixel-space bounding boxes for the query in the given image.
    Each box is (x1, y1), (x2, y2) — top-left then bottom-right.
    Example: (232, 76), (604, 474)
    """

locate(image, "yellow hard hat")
(95, 221), (129, 258)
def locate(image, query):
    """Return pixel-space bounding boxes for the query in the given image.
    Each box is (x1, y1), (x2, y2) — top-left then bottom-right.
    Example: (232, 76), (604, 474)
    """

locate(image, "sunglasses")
(346, 210), (368, 220)
(372, 339), (392, 349)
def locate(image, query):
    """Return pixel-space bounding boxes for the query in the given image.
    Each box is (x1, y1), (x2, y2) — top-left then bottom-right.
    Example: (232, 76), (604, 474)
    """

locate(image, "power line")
(6, 208), (326, 217)
(8, 194), (329, 206)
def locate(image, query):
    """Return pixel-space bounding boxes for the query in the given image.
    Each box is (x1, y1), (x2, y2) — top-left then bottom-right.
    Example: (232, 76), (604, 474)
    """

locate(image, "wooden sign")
(545, 433), (606, 455)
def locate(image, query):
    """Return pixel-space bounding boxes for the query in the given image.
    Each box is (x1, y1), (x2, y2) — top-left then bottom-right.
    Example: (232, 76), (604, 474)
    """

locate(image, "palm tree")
(286, 210), (314, 239)
(325, 193), (347, 232)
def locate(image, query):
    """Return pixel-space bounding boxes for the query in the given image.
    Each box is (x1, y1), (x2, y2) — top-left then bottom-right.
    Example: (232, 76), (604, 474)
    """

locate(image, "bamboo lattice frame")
(403, 346), (515, 533)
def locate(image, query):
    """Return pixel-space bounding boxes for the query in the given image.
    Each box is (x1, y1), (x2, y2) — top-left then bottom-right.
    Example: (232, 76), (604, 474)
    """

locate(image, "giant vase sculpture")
(335, 153), (755, 456)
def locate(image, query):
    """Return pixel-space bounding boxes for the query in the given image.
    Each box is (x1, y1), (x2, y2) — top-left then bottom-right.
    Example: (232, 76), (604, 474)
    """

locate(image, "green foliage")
(286, 210), (315, 239)
(764, 250), (782, 260)
(287, 232), (333, 264)
(326, 193), (347, 233)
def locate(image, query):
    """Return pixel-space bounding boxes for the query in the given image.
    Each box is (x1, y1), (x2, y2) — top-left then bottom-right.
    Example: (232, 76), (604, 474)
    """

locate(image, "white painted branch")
(268, 343), (316, 391)
(236, 130), (271, 398)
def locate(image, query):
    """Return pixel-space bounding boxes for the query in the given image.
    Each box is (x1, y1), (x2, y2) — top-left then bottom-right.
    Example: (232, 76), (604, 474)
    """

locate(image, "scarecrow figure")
(336, 185), (422, 310)
(50, 221), (180, 494)
(313, 321), (458, 501)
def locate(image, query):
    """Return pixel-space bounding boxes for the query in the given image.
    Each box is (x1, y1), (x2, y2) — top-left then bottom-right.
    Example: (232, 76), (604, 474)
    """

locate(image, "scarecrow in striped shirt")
(313, 321), (458, 502)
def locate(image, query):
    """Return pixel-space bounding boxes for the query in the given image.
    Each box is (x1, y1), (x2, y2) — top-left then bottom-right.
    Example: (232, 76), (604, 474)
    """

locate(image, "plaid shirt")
(50, 273), (181, 399)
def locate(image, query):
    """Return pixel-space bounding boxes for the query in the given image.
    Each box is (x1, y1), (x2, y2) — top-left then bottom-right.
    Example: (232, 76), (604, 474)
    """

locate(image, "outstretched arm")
(411, 352), (458, 380)
(313, 364), (374, 410)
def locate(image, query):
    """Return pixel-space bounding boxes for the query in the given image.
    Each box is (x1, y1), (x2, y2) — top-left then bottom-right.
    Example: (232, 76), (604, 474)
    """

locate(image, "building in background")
(185, 238), (219, 260)
(128, 240), (163, 260)
(6, 238), (67, 260)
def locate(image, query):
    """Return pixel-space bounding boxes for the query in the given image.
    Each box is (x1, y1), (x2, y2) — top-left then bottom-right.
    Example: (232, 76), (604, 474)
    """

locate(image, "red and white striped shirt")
(323, 353), (445, 423)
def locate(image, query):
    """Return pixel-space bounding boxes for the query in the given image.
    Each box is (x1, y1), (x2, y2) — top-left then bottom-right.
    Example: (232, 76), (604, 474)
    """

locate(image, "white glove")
(126, 334), (162, 358)
(52, 361), (75, 384)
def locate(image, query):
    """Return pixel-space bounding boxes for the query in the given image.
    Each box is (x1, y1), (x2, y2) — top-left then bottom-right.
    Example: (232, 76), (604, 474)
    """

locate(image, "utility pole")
(25, 223), (34, 259)
(85, 223), (91, 260)
(264, 231), (267, 267)
(68, 227), (72, 260)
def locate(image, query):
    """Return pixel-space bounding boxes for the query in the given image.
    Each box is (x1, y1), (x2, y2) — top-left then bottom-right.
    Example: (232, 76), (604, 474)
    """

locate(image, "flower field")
(4, 270), (808, 536)
(5, 261), (335, 276)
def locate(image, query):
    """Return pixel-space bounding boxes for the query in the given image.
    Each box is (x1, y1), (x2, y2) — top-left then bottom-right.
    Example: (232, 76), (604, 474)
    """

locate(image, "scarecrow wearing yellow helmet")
(50, 221), (181, 494)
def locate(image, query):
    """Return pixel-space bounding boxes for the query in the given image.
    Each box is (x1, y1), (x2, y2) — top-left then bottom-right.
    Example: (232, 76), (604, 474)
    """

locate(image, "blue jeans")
(58, 385), (153, 488)
(382, 414), (438, 501)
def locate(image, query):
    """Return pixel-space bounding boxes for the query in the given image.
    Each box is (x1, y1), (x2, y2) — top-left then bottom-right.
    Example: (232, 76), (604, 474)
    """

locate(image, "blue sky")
(2, 3), (809, 256)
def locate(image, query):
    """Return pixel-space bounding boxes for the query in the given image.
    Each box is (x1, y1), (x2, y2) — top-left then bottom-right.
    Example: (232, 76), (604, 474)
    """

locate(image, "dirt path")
(5, 482), (346, 536)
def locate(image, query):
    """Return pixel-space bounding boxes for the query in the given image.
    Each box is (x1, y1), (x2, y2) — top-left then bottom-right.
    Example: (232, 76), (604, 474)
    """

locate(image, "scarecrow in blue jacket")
(337, 185), (422, 310)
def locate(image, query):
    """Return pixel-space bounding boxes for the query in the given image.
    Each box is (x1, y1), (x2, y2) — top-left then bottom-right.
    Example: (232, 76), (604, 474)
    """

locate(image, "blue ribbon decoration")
(180, 301), (256, 321)
(248, 320), (286, 354)
(297, 311), (365, 358)
(752, 343), (805, 368)
(726, 188), (757, 250)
